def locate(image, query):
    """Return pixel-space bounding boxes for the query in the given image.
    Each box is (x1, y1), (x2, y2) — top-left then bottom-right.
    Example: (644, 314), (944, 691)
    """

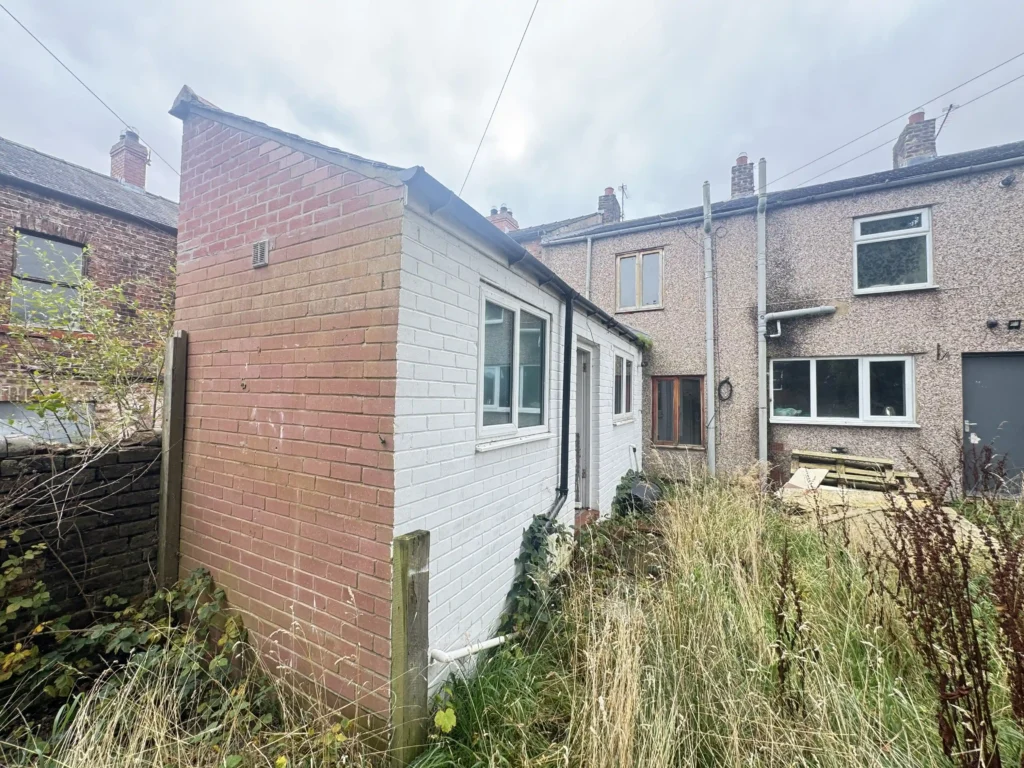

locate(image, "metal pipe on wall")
(584, 236), (593, 300)
(702, 182), (717, 476)
(756, 159), (768, 472)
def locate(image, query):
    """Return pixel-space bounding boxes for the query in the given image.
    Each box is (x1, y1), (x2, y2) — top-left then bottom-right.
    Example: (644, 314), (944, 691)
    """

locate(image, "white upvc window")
(613, 353), (634, 419)
(853, 208), (932, 294)
(616, 250), (662, 311)
(770, 356), (916, 427)
(477, 288), (551, 439)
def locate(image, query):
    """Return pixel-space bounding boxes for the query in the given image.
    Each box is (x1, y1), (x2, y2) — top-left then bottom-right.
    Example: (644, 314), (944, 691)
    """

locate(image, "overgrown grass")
(417, 476), (1022, 767)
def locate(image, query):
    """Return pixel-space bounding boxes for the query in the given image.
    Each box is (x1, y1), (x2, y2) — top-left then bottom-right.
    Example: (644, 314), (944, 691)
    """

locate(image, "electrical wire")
(0, 1), (180, 177)
(769, 49), (1024, 188)
(459, 0), (540, 196)
(792, 68), (1024, 188)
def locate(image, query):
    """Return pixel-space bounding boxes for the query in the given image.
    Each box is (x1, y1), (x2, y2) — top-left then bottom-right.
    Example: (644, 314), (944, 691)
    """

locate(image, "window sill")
(652, 443), (705, 451)
(612, 416), (635, 426)
(476, 431), (553, 453)
(853, 283), (936, 296)
(615, 306), (664, 315)
(770, 418), (920, 429)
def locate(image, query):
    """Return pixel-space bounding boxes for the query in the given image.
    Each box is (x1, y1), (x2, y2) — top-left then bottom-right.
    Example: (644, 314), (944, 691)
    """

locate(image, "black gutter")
(0, 173), (178, 235)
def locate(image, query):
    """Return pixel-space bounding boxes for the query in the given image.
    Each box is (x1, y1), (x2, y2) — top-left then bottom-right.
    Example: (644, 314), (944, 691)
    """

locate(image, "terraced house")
(168, 87), (644, 732)
(530, 111), (1024, 486)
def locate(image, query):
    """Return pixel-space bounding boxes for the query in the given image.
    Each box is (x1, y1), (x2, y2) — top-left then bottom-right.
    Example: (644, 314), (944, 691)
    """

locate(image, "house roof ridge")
(508, 211), (601, 240)
(559, 137), (1024, 240)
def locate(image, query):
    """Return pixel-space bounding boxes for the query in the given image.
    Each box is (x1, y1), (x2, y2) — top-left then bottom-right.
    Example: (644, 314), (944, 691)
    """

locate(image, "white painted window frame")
(853, 208), (932, 295)
(476, 287), (552, 441)
(616, 249), (663, 312)
(770, 355), (917, 427)
(613, 351), (635, 423)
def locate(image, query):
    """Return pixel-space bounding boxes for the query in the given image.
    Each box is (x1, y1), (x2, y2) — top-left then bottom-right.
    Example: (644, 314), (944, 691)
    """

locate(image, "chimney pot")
(486, 203), (518, 232)
(908, 110), (925, 124)
(110, 128), (149, 189)
(736, 153), (748, 165)
(499, 204), (507, 213)
(490, 207), (498, 216)
(604, 186), (615, 196)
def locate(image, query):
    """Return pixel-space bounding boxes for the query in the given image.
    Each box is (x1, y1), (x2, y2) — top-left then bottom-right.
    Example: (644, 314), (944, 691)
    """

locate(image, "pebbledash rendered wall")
(173, 112), (404, 715)
(392, 206), (642, 687)
(540, 165), (1024, 476)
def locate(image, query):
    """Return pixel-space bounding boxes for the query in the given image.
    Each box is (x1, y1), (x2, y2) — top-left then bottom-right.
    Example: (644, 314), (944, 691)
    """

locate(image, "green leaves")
(434, 706), (457, 734)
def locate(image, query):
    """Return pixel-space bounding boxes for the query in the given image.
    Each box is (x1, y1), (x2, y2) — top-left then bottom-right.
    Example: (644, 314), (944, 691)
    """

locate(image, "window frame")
(651, 375), (705, 447)
(852, 208), (932, 295)
(613, 352), (635, 422)
(769, 355), (917, 427)
(476, 287), (552, 441)
(12, 230), (85, 329)
(615, 249), (663, 312)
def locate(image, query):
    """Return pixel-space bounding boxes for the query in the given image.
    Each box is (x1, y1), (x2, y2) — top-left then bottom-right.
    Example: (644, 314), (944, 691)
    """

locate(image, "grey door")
(962, 353), (1024, 494)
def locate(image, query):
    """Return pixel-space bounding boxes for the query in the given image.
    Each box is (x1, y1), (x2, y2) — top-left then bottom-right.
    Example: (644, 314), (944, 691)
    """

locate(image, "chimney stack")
(598, 186), (621, 224)
(731, 153), (755, 199)
(110, 129), (149, 189)
(487, 204), (519, 233)
(893, 110), (937, 169)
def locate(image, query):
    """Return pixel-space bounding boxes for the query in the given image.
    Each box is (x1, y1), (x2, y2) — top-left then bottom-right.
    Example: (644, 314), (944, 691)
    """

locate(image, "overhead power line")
(769, 48), (1024, 188)
(459, 0), (541, 196)
(0, 1), (180, 177)
(792, 68), (1024, 188)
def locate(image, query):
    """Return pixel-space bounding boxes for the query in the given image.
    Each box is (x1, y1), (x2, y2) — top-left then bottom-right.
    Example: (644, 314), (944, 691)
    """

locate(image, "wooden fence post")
(391, 530), (430, 767)
(157, 329), (187, 588)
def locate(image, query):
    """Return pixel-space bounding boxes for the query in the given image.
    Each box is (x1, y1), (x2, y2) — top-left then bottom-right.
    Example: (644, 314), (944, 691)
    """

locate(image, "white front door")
(575, 347), (591, 508)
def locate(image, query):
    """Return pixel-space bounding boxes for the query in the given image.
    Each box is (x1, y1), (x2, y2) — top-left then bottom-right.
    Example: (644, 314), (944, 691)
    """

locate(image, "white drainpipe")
(584, 236), (593, 300)
(429, 633), (517, 665)
(756, 159), (768, 472)
(702, 182), (716, 476)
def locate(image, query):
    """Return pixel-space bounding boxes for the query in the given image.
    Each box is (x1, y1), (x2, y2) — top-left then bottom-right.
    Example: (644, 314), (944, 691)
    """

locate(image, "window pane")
(641, 252), (660, 306)
(869, 360), (907, 417)
(816, 359), (860, 418)
(859, 213), (922, 236)
(857, 235), (928, 289)
(482, 301), (514, 426)
(15, 234), (82, 285)
(518, 311), (545, 427)
(656, 379), (675, 442)
(614, 356), (624, 414)
(625, 360), (632, 413)
(679, 378), (702, 445)
(619, 256), (636, 308)
(11, 278), (79, 327)
(773, 360), (811, 417)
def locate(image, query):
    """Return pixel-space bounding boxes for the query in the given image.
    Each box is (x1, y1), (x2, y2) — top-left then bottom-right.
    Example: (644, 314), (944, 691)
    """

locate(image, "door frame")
(575, 344), (594, 509)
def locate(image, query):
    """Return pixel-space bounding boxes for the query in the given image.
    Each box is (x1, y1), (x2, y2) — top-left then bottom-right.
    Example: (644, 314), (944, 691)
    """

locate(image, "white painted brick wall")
(393, 209), (642, 687)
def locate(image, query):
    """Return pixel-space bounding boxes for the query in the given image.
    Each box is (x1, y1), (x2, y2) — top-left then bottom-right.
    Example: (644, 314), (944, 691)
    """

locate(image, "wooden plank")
(157, 330), (187, 588)
(791, 449), (894, 469)
(391, 530), (430, 767)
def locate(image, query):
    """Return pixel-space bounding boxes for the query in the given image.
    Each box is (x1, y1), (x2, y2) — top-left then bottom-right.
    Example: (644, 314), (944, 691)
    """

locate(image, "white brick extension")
(393, 208), (643, 687)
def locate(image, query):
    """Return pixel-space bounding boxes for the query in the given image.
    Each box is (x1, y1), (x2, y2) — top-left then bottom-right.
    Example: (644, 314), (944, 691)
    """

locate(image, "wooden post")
(157, 330), (187, 588)
(390, 530), (430, 767)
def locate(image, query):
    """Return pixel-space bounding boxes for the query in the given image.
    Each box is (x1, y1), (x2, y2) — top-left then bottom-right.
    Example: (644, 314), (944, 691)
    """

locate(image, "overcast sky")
(3, 0), (1023, 226)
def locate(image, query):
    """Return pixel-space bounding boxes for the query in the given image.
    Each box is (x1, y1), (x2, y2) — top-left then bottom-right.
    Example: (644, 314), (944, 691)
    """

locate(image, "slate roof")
(0, 136), (179, 232)
(554, 139), (1024, 240)
(508, 212), (600, 242)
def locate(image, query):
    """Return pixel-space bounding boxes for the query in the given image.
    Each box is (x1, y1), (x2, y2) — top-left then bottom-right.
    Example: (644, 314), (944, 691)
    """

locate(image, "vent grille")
(252, 239), (269, 268)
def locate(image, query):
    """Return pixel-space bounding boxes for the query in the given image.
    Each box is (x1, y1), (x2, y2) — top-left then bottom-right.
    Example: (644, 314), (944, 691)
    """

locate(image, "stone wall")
(0, 433), (162, 611)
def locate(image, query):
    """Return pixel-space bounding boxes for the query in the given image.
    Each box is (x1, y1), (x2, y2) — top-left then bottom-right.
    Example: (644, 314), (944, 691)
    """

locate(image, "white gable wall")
(393, 208), (642, 686)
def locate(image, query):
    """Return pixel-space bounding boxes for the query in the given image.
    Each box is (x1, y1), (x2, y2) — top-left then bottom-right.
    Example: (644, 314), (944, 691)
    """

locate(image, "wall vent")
(252, 239), (269, 268)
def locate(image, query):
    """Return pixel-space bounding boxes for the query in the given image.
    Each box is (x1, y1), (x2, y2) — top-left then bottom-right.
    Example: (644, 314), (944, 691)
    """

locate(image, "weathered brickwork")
(0, 435), (162, 610)
(0, 183), (176, 312)
(174, 114), (404, 714)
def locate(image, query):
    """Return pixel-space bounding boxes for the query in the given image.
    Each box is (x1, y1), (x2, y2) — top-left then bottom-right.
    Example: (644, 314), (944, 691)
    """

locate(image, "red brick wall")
(0, 183), (176, 396)
(175, 115), (404, 714)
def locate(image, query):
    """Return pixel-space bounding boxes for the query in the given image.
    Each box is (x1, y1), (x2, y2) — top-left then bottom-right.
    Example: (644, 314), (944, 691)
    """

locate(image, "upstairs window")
(12, 233), (83, 327)
(853, 209), (931, 294)
(617, 250), (662, 311)
(771, 356), (915, 426)
(480, 291), (549, 436)
(614, 354), (633, 418)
